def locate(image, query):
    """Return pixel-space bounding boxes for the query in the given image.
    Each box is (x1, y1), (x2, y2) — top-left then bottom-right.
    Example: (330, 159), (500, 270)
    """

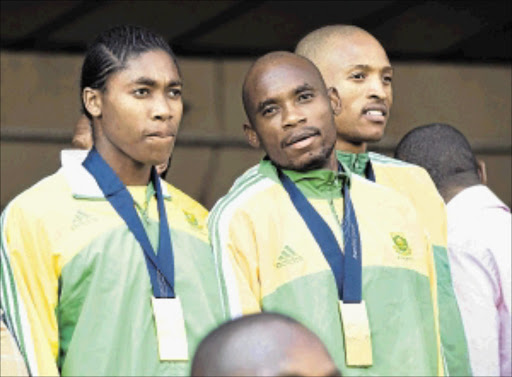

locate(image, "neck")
(441, 185), (465, 204)
(94, 143), (152, 186)
(440, 173), (482, 204)
(324, 151), (339, 171)
(335, 138), (367, 154)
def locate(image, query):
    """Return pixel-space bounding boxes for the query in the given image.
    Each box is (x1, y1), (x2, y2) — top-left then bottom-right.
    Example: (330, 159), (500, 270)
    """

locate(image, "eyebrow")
(294, 83), (315, 94)
(255, 83), (315, 113)
(256, 98), (276, 113)
(132, 77), (183, 87)
(347, 64), (393, 72)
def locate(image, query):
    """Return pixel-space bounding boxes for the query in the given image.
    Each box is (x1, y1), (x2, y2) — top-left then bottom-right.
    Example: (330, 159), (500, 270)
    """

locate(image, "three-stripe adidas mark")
(71, 210), (97, 230)
(275, 245), (303, 268)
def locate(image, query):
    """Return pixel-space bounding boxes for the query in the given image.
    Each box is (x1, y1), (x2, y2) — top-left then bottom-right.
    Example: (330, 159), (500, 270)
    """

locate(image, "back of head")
(191, 312), (339, 376)
(394, 123), (480, 198)
(80, 25), (178, 119)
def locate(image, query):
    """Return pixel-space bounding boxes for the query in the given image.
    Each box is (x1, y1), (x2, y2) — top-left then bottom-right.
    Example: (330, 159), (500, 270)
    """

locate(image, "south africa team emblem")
(391, 233), (412, 256)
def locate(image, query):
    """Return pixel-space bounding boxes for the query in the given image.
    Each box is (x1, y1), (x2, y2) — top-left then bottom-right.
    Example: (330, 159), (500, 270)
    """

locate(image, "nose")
(151, 93), (173, 121)
(367, 75), (387, 100)
(282, 103), (306, 129)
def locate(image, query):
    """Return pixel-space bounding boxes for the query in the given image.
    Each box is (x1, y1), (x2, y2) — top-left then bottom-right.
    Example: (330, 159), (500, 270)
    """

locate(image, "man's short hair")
(394, 123), (479, 191)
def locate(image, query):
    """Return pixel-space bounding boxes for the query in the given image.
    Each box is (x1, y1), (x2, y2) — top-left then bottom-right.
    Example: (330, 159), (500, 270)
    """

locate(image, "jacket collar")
(59, 149), (171, 200)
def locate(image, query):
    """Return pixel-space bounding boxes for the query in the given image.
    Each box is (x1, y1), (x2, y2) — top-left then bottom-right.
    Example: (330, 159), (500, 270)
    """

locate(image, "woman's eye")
(350, 72), (365, 80)
(134, 88), (149, 96)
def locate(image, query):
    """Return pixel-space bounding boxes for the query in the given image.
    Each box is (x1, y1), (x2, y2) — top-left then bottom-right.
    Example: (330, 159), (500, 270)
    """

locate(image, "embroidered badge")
(183, 210), (202, 229)
(391, 233), (412, 256)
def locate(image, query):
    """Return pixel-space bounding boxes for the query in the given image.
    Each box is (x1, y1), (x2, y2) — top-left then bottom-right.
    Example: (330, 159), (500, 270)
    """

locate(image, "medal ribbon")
(83, 148), (175, 298)
(277, 163), (362, 302)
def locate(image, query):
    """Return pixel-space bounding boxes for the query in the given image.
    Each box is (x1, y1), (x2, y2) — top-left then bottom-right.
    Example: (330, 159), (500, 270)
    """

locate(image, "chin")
(347, 129), (385, 144)
(364, 132), (385, 142)
(290, 147), (334, 172)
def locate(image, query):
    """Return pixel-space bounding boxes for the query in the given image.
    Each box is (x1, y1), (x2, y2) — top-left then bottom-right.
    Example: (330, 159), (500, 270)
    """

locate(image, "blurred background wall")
(1, 0), (511, 210)
(1, 53), (510, 209)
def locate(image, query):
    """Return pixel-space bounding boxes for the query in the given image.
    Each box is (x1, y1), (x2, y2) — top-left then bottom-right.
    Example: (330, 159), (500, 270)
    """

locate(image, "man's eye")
(298, 92), (314, 101)
(169, 88), (182, 97)
(134, 88), (149, 96)
(262, 107), (277, 116)
(383, 75), (393, 84)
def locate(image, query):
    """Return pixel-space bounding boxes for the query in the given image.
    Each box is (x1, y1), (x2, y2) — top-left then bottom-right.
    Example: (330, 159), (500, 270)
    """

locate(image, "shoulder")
(370, 152), (434, 182)
(369, 152), (443, 206)
(163, 181), (209, 224)
(369, 152), (414, 167)
(350, 174), (423, 223)
(2, 170), (69, 221)
(208, 164), (277, 229)
(350, 172), (412, 202)
(448, 187), (511, 235)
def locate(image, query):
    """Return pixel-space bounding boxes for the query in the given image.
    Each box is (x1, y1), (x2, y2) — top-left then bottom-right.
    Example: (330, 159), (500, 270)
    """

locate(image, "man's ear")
(327, 87), (342, 116)
(83, 87), (103, 118)
(477, 159), (487, 185)
(243, 122), (261, 149)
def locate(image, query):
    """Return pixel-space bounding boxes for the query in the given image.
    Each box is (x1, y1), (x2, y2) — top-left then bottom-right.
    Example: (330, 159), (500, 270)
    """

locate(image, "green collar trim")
(335, 150), (370, 177)
(128, 181), (156, 218)
(258, 157), (349, 199)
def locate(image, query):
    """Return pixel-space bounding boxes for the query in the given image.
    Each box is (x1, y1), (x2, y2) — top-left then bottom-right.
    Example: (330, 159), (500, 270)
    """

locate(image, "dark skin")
(71, 114), (171, 178)
(82, 49), (183, 185)
(298, 28), (393, 154)
(243, 52), (341, 173)
(192, 315), (340, 377)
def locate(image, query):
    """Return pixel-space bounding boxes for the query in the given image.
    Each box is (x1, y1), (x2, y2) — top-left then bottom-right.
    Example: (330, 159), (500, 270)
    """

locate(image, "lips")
(362, 103), (388, 117)
(283, 127), (320, 148)
(362, 103), (388, 123)
(145, 130), (175, 138)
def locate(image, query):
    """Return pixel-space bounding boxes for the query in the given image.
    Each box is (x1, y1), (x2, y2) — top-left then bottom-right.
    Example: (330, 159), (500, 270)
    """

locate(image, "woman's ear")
(82, 87), (103, 118)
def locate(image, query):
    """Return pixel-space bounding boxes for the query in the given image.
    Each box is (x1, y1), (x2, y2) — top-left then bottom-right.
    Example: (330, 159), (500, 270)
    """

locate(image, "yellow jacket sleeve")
(1, 203), (61, 376)
(210, 208), (261, 319)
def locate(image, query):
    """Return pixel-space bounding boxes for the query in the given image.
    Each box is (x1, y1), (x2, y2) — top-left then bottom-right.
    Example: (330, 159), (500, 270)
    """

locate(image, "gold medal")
(339, 300), (373, 366)
(151, 296), (189, 361)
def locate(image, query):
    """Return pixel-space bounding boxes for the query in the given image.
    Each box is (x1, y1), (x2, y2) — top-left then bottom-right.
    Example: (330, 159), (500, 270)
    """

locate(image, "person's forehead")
(249, 59), (321, 100)
(113, 49), (180, 83)
(329, 33), (390, 68)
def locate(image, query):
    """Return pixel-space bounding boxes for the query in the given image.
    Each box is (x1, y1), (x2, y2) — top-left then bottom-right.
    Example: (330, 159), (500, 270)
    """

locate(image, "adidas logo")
(71, 210), (97, 231)
(275, 246), (303, 268)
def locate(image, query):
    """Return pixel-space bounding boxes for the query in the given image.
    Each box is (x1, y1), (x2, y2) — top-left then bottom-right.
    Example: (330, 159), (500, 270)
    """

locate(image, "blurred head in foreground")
(191, 312), (340, 376)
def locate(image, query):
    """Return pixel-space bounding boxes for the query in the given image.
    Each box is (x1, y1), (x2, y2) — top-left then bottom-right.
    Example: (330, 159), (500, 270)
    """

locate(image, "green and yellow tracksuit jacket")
(209, 158), (444, 376)
(0, 150), (224, 376)
(338, 150), (472, 376)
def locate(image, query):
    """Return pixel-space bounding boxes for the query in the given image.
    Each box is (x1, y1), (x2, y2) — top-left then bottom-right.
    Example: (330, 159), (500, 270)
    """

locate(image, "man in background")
(296, 25), (471, 376)
(395, 122), (511, 376)
(191, 312), (340, 376)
